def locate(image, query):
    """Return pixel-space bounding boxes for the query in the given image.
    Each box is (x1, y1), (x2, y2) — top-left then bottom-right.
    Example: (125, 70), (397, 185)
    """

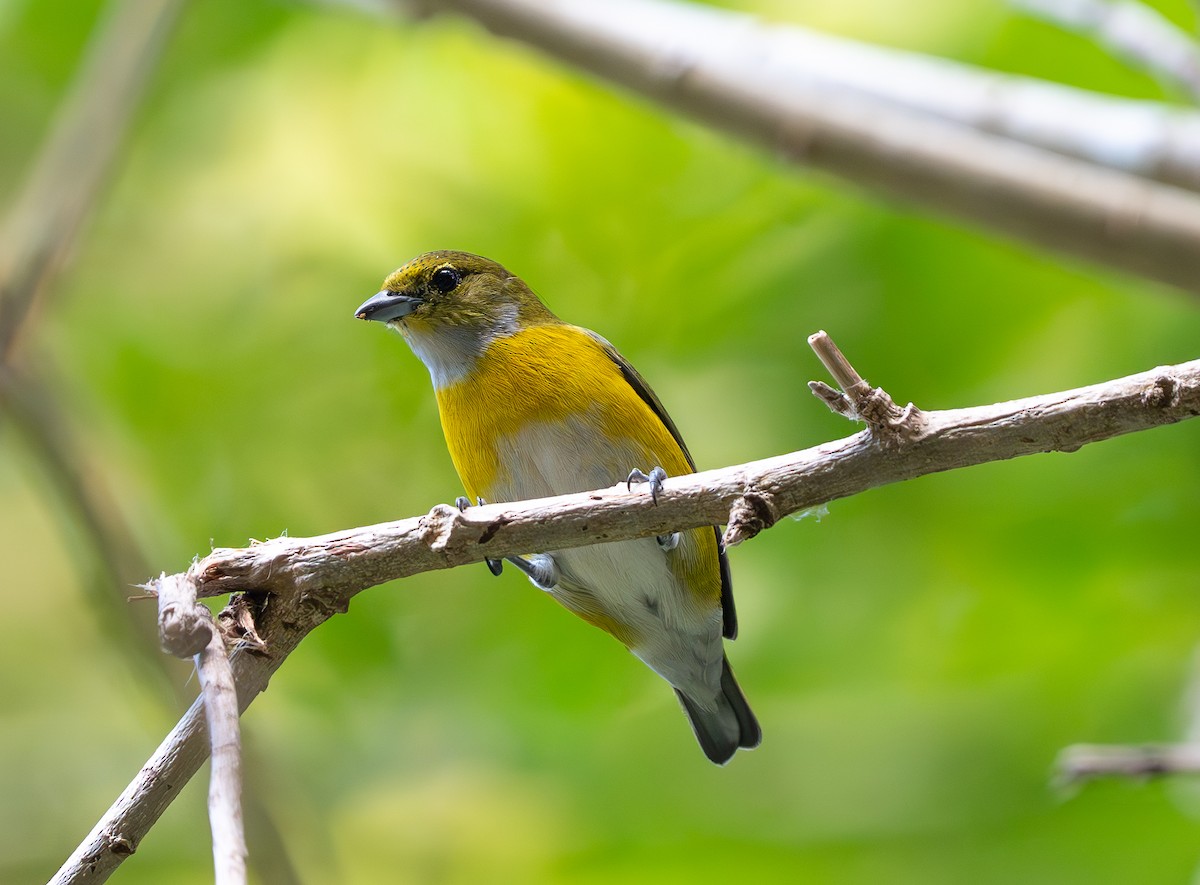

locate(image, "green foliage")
(4, 1), (1200, 882)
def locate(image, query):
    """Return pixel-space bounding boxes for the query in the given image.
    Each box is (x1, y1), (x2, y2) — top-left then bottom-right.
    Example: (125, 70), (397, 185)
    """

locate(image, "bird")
(355, 250), (760, 764)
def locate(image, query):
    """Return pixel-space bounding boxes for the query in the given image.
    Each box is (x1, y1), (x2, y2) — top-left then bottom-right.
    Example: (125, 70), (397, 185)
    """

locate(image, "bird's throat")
(396, 301), (520, 389)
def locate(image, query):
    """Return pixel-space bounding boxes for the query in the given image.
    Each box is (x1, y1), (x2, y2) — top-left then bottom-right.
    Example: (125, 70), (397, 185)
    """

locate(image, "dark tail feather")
(675, 656), (761, 765)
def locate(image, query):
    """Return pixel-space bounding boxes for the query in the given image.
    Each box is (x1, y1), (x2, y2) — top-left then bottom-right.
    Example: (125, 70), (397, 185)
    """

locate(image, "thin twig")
(1059, 639), (1200, 787)
(1057, 742), (1200, 783)
(805, 331), (915, 441)
(807, 331), (866, 392)
(50, 600), (295, 885)
(1013, 0), (1200, 102)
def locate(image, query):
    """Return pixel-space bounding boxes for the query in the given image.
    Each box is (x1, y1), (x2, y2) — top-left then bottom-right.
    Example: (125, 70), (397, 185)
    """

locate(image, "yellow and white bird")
(356, 251), (760, 764)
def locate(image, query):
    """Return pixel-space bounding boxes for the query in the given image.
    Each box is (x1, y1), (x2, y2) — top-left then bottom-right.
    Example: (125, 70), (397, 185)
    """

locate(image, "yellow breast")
(433, 323), (722, 617)
(434, 324), (689, 501)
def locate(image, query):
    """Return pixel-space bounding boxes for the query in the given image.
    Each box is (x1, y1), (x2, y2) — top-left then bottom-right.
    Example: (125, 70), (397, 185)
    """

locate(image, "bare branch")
(50, 615), (278, 885)
(154, 573), (211, 658)
(347, 0), (1200, 191)
(53, 347), (1200, 881)
(149, 571), (248, 884)
(808, 331), (867, 393)
(1057, 742), (1200, 783)
(0, 5), (299, 879)
(1057, 635), (1200, 786)
(196, 619), (247, 885)
(52, 694), (217, 885)
(380, 0), (1200, 294)
(805, 331), (914, 435)
(1013, 0), (1200, 102)
(186, 354), (1199, 583)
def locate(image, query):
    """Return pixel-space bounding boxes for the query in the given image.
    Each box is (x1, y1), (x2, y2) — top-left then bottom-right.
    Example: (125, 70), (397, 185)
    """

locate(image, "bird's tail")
(675, 656), (761, 765)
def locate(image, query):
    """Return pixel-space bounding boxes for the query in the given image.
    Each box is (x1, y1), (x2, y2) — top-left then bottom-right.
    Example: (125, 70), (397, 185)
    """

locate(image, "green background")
(4, 0), (1200, 882)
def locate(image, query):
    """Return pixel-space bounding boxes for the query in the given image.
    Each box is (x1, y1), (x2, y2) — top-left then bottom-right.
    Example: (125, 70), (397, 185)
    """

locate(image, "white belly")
(485, 417), (724, 699)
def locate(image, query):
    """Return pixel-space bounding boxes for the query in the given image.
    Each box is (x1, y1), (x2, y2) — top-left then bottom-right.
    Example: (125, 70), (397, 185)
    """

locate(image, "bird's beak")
(355, 290), (424, 323)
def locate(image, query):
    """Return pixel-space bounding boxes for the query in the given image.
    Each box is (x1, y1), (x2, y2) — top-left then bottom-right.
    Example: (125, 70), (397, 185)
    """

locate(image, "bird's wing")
(582, 329), (696, 469)
(582, 328), (739, 640)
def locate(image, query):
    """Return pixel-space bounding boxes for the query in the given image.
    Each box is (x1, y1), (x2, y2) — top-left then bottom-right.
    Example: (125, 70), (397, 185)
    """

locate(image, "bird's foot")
(455, 495), (556, 584)
(505, 553), (559, 591)
(626, 466), (680, 552)
(626, 465), (668, 503)
(456, 495), (503, 576)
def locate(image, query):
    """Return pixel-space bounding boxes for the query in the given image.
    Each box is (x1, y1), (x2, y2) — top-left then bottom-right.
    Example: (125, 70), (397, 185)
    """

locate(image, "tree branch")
(375, 0), (1200, 294)
(1055, 630), (1200, 785)
(340, 0), (1200, 192)
(50, 601), (278, 885)
(0, 5), (296, 879)
(153, 574), (247, 884)
(1056, 742), (1200, 784)
(1013, 0), (1200, 102)
(190, 351), (1200, 590)
(195, 621), (246, 885)
(52, 338), (1200, 883)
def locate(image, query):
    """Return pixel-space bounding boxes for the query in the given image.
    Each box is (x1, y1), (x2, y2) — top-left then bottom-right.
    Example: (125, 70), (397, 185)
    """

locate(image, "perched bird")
(355, 251), (760, 764)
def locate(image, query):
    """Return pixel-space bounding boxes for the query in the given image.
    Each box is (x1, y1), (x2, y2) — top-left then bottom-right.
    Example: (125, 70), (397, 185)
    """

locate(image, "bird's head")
(355, 250), (558, 385)
(355, 250), (555, 336)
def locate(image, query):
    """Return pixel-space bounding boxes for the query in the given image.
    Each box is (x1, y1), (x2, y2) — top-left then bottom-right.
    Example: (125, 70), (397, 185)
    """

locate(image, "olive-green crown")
(380, 251), (559, 331)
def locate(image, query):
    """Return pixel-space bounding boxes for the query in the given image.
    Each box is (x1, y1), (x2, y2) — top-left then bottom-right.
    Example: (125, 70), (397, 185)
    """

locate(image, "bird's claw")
(627, 465), (668, 505)
(455, 495), (503, 575)
(656, 531), (680, 552)
(505, 553), (559, 591)
(627, 467), (678, 551)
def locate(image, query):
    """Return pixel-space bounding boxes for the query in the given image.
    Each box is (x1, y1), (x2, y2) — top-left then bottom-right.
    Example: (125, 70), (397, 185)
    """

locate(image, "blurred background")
(4, 0), (1200, 882)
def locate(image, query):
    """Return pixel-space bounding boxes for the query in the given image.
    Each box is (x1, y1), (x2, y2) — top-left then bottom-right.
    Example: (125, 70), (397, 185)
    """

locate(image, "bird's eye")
(430, 267), (461, 294)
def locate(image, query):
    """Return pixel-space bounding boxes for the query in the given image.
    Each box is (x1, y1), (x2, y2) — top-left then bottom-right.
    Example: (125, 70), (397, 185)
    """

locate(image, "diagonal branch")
(1013, 0), (1200, 102)
(377, 0), (1200, 294)
(52, 338), (1200, 883)
(191, 352), (1200, 594)
(341, 0), (1200, 192)
(3, 6), (301, 882)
